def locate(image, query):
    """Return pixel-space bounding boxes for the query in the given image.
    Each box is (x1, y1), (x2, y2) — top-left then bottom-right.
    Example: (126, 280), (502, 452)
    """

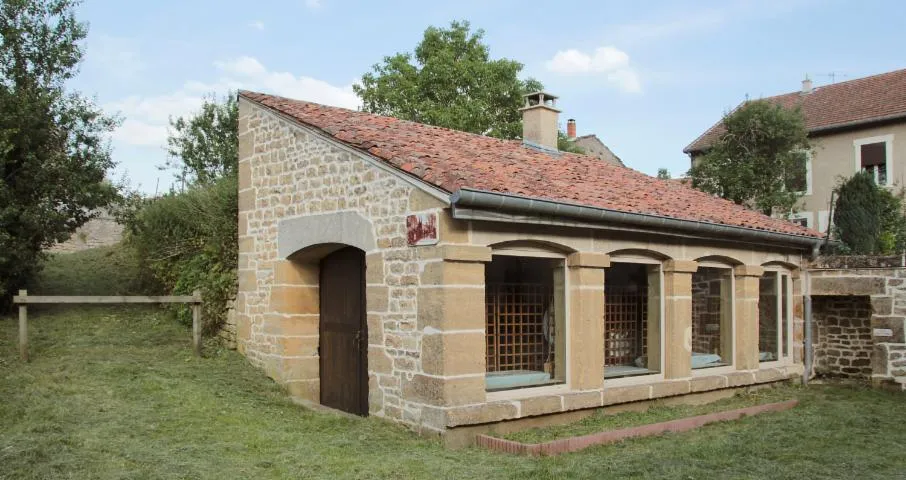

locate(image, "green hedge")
(124, 176), (237, 333)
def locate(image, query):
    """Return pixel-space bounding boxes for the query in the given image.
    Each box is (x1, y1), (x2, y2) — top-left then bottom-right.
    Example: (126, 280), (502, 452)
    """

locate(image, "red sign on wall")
(406, 213), (438, 246)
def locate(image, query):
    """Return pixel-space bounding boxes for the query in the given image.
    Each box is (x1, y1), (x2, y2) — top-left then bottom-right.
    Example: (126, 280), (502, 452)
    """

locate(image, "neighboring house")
(685, 68), (906, 235)
(566, 118), (624, 166)
(236, 89), (822, 443)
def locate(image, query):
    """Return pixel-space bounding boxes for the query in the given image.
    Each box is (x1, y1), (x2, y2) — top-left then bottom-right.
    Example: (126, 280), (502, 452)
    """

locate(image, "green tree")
(123, 94), (239, 331)
(354, 21), (542, 140)
(657, 168), (671, 179)
(0, 0), (118, 302)
(688, 100), (810, 215)
(167, 93), (238, 186)
(833, 171), (906, 254)
(557, 131), (584, 153)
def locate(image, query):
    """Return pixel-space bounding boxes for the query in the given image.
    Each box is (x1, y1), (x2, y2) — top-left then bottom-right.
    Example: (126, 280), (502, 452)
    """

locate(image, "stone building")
(235, 89), (824, 441)
(48, 209), (123, 253)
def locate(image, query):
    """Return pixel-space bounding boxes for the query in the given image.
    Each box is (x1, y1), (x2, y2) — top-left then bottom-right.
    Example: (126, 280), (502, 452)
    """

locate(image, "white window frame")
(796, 150), (813, 195)
(691, 262), (736, 376)
(759, 269), (794, 368)
(817, 210), (831, 235)
(854, 134), (894, 186)
(485, 250), (571, 400)
(603, 258), (666, 388)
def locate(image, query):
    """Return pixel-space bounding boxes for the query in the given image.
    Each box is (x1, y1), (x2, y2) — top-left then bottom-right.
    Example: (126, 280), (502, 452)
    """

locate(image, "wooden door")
(319, 247), (367, 416)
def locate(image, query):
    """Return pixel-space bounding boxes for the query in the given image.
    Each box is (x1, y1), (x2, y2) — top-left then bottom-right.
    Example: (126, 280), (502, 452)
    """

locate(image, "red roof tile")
(241, 90), (821, 239)
(686, 68), (906, 153)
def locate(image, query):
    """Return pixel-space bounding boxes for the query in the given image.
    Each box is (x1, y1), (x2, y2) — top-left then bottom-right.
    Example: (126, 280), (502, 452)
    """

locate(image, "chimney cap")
(521, 91), (561, 112)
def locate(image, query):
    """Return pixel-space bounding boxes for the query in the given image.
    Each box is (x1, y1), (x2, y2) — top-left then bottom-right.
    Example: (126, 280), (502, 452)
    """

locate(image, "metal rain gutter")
(450, 188), (823, 253)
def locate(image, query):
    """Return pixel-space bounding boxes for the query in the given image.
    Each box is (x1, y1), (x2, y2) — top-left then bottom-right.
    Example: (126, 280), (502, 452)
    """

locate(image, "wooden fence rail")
(12, 289), (203, 362)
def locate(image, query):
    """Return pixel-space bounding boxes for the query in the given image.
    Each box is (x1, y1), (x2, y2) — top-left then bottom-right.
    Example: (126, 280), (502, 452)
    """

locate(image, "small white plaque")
(873, 328), (893, 337)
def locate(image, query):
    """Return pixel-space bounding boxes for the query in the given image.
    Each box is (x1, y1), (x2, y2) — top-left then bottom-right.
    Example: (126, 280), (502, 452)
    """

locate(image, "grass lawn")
(2, 248), (906, 479)
(3, 307), (906, 479)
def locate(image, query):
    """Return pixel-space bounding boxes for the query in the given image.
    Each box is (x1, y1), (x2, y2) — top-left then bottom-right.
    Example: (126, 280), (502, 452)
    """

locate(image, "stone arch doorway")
(318, 246), (368, 416)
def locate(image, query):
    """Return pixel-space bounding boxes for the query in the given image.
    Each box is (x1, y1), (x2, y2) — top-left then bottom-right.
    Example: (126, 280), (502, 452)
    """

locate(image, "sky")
(70, 0), (906, 193)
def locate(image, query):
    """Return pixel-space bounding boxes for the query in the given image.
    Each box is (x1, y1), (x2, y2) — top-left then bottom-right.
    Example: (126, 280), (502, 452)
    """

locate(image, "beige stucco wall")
(798, 122), (906, 233)
(239, 97), (809, 435)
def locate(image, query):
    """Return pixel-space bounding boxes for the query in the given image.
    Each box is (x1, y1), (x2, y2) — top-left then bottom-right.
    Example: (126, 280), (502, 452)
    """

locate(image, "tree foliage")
(688, 100), (810, 215)
(354, 21), (542, 140)
(833, 171), (906, 254)
(167, 93), (238, 186)
(657, 168), (671, 179)
(0, 0), (118, 302)
(123, 95), (239, 331)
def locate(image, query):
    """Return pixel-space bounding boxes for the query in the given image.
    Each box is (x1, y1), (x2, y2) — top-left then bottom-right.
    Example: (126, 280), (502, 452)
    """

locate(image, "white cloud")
(106, 56), (358, 148)
(305, 0), (321, 9)
(249, 20), (265, 30)
(545, 46), (641, 93)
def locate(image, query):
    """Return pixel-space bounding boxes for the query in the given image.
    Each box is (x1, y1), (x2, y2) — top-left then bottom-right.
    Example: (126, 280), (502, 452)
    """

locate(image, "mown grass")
(28, 244), (152, 296)
(503, 386), (800, 444)
(2, 248), (906, 479)
(3, 307), (906, 479)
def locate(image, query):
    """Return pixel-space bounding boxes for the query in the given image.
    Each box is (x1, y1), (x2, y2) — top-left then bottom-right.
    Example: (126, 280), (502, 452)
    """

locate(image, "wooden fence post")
(18, 290), (28, 362)
(192, 290), (202, 357)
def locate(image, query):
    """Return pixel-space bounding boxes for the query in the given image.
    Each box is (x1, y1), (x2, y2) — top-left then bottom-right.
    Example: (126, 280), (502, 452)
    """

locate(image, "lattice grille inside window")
(604, 285), (648, 366)
(486, 283), (554, 373)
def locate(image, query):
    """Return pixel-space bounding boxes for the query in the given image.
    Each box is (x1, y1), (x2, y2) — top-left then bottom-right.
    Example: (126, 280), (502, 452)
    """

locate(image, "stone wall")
(813, 296), (873, 378)
(48, 210), (123, 253)
(809, 266), (906, 390)
(237, 98), (457, 432)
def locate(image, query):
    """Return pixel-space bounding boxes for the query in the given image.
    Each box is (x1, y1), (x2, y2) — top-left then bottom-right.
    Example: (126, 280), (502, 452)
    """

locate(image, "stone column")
(663, 260), (698, 379)
(734, 265), (764, 370)
(410, 245), (491, 411)
(566, 252), (610, 390)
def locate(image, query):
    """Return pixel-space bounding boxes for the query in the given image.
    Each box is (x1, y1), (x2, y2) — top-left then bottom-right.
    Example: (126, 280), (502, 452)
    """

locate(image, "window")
(604, 262), (662, 378)
(785, 151), (811, 195)
(759, 271), (792, 362)
(691, 267), (733, 369)
(855, 135), (893, 186)
(485, 255), (565, 391)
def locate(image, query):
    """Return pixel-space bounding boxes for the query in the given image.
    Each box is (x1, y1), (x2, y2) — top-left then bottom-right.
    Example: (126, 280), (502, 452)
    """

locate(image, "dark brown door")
(319, 247), (367, 416)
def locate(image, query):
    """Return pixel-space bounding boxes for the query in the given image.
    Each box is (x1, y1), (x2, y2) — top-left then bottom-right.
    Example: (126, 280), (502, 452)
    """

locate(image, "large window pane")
(692, 267), (732, 369)
(759, 273), (779, 362)
(604, 262), (661, 378)
(485, 255), (565, 391)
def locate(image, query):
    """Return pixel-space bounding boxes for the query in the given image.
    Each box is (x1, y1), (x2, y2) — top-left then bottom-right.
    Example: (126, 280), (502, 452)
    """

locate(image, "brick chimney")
(520, 91), (560, 150)
(567, 119), (576, 139)
(801, 76), (813, 95)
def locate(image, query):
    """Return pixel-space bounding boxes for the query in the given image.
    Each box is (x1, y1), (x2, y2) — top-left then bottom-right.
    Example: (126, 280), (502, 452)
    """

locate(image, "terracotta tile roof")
(241, 90), (821, 239)
(685, 68), (906, 153)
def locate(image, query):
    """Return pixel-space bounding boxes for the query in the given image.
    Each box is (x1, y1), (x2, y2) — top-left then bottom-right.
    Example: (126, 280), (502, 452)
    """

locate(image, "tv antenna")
(813, 72), (848, 84)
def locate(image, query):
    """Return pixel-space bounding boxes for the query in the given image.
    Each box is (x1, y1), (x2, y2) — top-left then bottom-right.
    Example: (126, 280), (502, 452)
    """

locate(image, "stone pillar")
(236, 98), (255, 353)
(410, 245), (491, 413)
(663, 260), (698, 379)
(734, 265), (764, 370)
(566, 252), (610, 390)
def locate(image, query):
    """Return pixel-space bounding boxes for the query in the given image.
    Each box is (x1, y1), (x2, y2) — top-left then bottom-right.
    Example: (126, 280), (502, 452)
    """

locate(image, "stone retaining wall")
(48, 211), (123, 253)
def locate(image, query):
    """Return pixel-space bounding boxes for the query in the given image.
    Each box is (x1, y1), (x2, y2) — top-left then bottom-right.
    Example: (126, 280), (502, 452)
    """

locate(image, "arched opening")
(318, 246), (368, 416)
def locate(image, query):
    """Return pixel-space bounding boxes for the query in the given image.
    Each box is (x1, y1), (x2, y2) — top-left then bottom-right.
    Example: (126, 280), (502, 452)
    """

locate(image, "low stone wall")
(49, 211), (123, 253)
(813, 296), (873, 378)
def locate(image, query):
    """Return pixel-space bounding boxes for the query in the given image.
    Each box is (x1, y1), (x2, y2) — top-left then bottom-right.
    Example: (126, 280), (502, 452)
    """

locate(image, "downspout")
(803, 268), (813, 386)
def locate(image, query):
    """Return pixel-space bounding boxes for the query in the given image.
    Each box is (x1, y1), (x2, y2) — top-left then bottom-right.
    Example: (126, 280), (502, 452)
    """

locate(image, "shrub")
(123, 176), (237, 333)
(832, 171), (906, 254)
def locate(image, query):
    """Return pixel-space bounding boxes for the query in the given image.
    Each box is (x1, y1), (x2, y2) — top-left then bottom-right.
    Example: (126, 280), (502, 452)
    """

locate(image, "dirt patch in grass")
(502, 386), (800, 444)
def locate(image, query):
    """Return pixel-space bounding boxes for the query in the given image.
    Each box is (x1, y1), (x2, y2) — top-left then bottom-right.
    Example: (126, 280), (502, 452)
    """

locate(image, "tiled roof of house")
(685, 68), (906, 153)
(241, 90), (821, 239)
